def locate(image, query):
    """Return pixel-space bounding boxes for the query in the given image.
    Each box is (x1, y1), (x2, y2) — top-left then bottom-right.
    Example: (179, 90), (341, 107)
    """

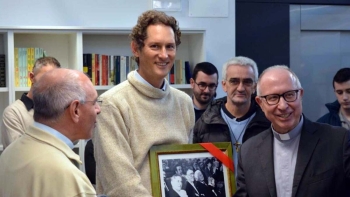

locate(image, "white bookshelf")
(0, 27), (205, 171)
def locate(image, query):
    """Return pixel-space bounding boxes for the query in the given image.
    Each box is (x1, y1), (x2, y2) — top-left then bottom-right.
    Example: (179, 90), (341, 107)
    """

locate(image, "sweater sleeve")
(93, 99), (152, 197)
(1, 105), (27, 148)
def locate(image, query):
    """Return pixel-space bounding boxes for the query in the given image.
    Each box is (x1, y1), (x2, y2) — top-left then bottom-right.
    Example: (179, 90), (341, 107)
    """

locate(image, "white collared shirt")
(273, 116), (303, 197)
(34, 122), (74, 149)
(134, 70), (166, 91)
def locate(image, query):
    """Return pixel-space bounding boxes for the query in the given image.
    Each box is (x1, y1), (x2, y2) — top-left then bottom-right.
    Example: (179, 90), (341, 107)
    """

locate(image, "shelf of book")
(0, 27), (205, 172)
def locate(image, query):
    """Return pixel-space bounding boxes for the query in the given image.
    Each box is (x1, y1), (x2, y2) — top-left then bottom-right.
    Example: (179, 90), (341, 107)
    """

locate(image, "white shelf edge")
(14, 87), (30, 92)
(0, 87), (9, 92)
(95, 86), (114, 91)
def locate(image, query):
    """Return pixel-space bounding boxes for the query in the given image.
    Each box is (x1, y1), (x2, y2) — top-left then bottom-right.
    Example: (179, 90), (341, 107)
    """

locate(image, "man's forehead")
(334, 81), (350, 90)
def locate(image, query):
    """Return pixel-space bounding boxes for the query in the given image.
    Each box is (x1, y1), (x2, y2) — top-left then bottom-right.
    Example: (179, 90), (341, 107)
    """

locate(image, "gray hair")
(33, 69), (86, 122)
(222, 56), (258, 82)
(194, 170), (203, 181)
(256, 65), (302, 96)
(33, 56), (61, 73)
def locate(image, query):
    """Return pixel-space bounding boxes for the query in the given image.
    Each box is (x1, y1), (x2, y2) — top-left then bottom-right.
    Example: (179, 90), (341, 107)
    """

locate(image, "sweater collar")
(128, 71), (170, 99)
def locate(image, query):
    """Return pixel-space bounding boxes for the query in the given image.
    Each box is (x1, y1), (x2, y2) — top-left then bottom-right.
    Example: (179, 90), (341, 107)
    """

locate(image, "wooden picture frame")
(149, 142), (235, 197)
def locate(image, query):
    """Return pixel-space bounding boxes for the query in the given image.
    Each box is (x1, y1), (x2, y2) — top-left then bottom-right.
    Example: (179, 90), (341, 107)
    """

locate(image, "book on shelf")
(167, 59), (191, 85)
(0, 54), (5, 87)
(184, 61), (192, 84)
(91, 54), (96, 85)
(114, 55), (120, 85)
(14, 47), (45, 87)
(101, 55), (108, 86)
(81, 54), (141, 86)
(109, 55), (115, 85)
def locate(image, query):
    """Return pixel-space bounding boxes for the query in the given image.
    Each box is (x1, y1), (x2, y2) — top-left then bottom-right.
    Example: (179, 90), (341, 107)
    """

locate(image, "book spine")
(0, 54), (5, 87)
(120, 56), (126, 82)
(109, 55), (114, 85)
(95, 54), (100, 85)
(91, 53), (95, 85)
(184, 61), (192, 84)
(83, 54), (88, 76)
(114, 56), (120, 85)
(175, 59), (182, 84)
(27, 48), (31, 87)
(170, 64), (175, 84)
(14, 48), (19, 87)
(102, 55), (108, 85)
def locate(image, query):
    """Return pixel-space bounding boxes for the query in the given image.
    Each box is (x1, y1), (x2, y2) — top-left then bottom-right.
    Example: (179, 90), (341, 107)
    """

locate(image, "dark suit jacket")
(235, 117), (350, 197)
(185, 180), (200, 197)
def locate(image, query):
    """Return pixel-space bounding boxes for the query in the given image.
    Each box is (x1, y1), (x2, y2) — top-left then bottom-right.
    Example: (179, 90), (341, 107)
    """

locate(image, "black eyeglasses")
(64, 99), (102, 109)
(260, 89), (300, 105)
(194, 82), (217, 91)
(227, 78), (254, 87)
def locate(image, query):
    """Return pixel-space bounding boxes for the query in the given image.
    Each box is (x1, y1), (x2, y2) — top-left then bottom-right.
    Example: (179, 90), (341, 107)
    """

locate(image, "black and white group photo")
(159, 153), (228, 197)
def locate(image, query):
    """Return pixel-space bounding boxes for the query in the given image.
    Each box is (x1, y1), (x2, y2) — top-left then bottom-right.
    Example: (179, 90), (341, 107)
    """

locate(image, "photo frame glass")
(150, 142), (235, 197)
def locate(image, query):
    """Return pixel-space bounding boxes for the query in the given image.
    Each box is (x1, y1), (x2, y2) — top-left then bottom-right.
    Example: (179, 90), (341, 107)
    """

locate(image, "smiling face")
(222, 64), (256, 108)
(334, 80), (350, 111)
(256, 68), (303, 134)
(131, 24), (176, 88)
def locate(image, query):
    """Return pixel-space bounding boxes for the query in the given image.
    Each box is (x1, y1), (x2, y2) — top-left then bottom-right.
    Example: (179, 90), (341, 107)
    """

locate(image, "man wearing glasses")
(0, 68), (100, 196)
(193, 56), (270, 173)
(190, 62), (218, 122)
(235, 65), (350, 197)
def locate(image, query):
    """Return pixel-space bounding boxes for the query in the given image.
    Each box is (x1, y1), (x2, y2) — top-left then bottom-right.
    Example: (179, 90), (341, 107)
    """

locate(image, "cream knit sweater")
(93, 71), (195, 197)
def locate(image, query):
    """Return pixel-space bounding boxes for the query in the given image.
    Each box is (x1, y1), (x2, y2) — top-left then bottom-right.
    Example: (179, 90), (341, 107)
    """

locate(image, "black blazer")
(235, 117), (350, 197)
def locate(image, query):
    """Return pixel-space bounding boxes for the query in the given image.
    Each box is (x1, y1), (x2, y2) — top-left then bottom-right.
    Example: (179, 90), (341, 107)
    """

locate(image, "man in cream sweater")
(93, 10), (195, 197)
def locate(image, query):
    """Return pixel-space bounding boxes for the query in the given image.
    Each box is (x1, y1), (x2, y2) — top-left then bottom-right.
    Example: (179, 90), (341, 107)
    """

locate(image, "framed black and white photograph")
(149, 142), (235, 197)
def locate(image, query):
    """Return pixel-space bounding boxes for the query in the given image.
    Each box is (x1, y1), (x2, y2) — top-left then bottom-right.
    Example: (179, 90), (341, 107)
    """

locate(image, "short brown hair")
(33, 56), (61, 73)
(130, 10), (181, 63)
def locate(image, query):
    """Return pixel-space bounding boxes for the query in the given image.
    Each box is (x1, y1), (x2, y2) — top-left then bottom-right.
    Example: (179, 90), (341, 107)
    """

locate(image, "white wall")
(0, 0), (236, 97)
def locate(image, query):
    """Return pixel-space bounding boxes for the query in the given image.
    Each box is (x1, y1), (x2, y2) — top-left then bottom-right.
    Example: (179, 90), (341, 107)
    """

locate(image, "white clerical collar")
(272, 116), (304, 141)
(134, 70), (166, 91)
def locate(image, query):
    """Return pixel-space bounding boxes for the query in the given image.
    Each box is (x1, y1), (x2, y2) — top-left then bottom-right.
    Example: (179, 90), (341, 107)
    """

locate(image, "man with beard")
(190, 62), (218, 122)
(193, 57), (270, 173)
(317, 68), (350, 129)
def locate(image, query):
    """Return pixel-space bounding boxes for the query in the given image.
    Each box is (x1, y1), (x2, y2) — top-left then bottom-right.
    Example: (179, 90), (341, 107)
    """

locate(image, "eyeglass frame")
(194, 81), (218, 91)
(225, 78), (255, 87)
(259, 89), (300, 105)
(64, 99), (102, 110)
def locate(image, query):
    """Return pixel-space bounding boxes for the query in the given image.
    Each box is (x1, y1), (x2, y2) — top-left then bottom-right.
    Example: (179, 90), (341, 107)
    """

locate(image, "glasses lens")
(208, 84), (217, 90)
(284, 91), (297, 102)
(266, 95), (279, 105)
